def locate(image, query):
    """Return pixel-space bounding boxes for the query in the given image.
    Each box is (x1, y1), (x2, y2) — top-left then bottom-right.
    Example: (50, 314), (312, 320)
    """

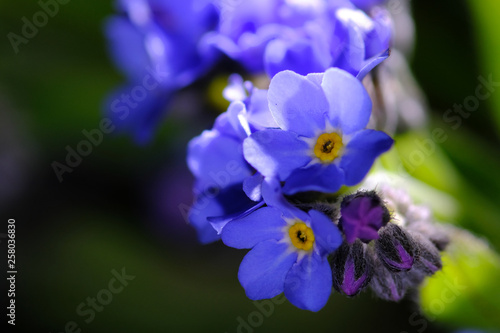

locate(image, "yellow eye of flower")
(314, 132), (343, 163)
(288, 222), (315, 251)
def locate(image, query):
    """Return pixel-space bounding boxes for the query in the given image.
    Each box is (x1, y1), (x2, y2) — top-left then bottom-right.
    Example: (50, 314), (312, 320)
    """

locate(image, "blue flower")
(187, 79), (275, 243)
(209, 0), (392, 79)
(243, 68), (394, 195)
(329, 4), (392, 79)
(104, 0), (219, 142)
(211, 0), (325, 73)
(221, 179), (342, 311)
(187, 105), (254, 243)
(104, 0), (392, 141)
(350, 0), (387, 11)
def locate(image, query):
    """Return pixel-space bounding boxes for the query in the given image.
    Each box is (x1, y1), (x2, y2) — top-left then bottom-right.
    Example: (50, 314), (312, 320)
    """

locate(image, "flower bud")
(376, 223), (418, 272)
(331, 240), (373, 297)
(410, 232), (443, 275)
(339, 191), (391, 244)
(370, 265), (407, 302)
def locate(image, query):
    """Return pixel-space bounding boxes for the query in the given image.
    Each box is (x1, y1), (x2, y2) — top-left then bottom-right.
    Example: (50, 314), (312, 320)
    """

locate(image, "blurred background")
(1, 0), (500, 332)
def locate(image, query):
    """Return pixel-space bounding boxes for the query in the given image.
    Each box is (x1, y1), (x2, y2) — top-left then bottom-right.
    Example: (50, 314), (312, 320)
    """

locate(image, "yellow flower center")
(288, 222), (315, 251)
(314, 132), (343, 163)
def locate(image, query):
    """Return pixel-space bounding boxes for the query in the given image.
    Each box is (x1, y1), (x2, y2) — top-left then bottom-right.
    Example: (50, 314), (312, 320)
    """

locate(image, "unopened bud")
(339, 191), (390, 244)
(376, 223), (418, 272)
(331, 240), (373, 297)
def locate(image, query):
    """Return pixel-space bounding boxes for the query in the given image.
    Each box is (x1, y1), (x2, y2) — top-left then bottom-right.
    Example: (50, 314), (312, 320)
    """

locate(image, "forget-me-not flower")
(221, 179), (342, 311)
(243, 67), (394, 195)
(209, 0), (392, 79)
(105, 0), (219, 142)
(187, 78), (275, 242)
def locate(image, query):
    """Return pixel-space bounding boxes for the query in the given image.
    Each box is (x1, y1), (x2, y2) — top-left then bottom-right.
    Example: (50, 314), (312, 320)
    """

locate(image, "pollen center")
(314, 132), (343, 163)
(288, 222), (315, 251)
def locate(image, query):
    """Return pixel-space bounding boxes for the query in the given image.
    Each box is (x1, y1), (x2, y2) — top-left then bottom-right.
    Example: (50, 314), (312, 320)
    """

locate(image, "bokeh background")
(1, 0), (500, 332)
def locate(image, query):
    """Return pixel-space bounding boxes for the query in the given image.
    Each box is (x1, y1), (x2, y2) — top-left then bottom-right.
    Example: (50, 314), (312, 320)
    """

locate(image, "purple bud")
(410, 232), (443, 276)
(339, 191), (390, 244)
(370, 265), (407, 302)
(376, 223), (418, 272)
(331, 240), (373, 297)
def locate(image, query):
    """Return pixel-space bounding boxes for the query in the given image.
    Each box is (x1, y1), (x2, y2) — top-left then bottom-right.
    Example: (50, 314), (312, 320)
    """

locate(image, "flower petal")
(330, 14), (365, 75)
(261, 177), (310, 221)
(356, 48), (390, 80)
(208, 200), (265, 235)
(309, 210), (343, 256)
(238, 240), (297, 300)
(268, 70), (329, 137)
(284, 253), (332, 311)
(190, 184), (257, 243)
(321, 67), (372, 134)
(264, 38), (329, 77)
(189, 191), (226, 244)
(188, 130), (252, 190)
(221, 207), (286, 249)
(246, 88), (277, 130)
(340, 129), (393, 186)
(105, 17), (153, 83)
(226, 101), (251, 139)
(243, 129), (311, 179)
(283, 164), (345, 195)
(243, 173), (264, 202)
(223, 74), (247, 102)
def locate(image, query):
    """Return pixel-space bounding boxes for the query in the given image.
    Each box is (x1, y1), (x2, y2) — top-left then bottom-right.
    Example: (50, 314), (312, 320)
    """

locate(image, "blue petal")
(268, 70), (329, 137)
(238, 240), (297, 300)
(209, 200), (265, 234)
(264, 38), (329, 78)
(321, 68), (372, 135)
(104, 17), (152, 83)
(188, 130), (252, 190)
(188, 193), (221, 244)
(284, 253), (332, 311)
(283, 164), (345, 195)
(340, 129), (393, 186)
(226, 101), (251, 139)
(261, 178), (310, 221)
(364, 9), (392, 59)
(309, 210), (343, 256)
(330, 15), (365, 76)
(305, 72), (325, 88)
(350, 0), (385, 10)
(243, 129), (311, 180)
(189, 184), (256, 244)
(246, 88), (277, 130)
(222, 207), (285, 249)
(243, 173), (264, 201)
(356, 48), (390, 80)
(223, 74), (247, 102)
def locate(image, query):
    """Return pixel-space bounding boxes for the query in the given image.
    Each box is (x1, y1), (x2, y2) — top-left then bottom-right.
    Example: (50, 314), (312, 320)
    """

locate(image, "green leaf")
(468, 0), (500, 136)
(420, 226), (500, 330)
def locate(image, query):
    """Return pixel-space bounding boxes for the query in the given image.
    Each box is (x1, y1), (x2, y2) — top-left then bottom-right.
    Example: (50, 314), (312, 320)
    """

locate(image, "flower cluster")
(105, 0), (451, 313)
(209, 0), (391, 78)
(104, 0), (219, 142)
(184, 62), (447, 311)
(104, 0), (392, 142)
(331, 189), (449, 300)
